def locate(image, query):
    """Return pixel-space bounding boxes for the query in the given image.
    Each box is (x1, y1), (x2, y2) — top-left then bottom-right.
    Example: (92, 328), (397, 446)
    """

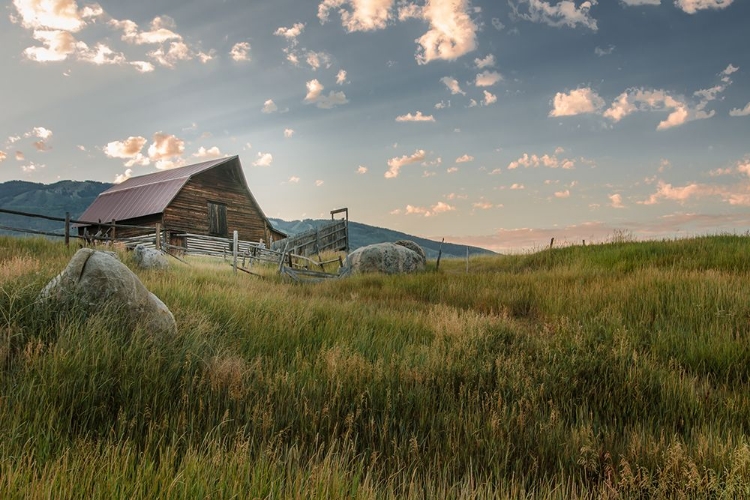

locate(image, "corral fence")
(0, 207), (346, 281)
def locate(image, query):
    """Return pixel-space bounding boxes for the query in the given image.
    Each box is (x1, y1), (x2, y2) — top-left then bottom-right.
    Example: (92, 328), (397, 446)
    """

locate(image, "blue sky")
(1, 0), (748, 251)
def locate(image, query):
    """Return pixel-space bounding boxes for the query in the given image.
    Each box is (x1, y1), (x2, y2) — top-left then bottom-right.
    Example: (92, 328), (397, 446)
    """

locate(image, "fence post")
(111, 219), (116, 242)
(466, 246), (469, 274)
(233, 230), (238, 274)
(436, 238), (444, 271)
(155, 223), (161, 250)
(64, 212), (70, 247)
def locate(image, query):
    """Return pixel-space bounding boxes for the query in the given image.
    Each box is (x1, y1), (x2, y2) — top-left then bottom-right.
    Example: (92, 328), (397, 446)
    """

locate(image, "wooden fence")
(270, 219), (347, 257)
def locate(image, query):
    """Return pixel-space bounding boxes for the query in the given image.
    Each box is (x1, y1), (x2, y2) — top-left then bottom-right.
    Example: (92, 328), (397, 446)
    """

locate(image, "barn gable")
(78, 156), (285, 242)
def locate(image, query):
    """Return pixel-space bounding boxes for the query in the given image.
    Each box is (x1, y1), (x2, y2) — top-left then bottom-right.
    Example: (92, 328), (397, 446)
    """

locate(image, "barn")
(78, 155), (286, 245)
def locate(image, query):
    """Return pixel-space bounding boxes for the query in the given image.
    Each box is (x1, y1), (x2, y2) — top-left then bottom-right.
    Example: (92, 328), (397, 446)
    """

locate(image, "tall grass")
(2, 235), (750, 498)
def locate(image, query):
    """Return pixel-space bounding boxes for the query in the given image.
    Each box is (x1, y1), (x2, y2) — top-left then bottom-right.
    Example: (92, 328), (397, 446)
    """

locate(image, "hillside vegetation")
(2, 235), (750, 498)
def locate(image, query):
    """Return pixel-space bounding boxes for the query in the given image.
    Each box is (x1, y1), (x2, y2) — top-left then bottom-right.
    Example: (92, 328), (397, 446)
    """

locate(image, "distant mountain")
(0, 180), (111, 235)
(0, 181), (494, 256)
(269, 218), (494, 258)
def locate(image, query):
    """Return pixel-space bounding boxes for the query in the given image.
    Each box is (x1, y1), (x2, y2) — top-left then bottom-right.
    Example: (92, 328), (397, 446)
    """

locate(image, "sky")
(1, 0), (749, 252)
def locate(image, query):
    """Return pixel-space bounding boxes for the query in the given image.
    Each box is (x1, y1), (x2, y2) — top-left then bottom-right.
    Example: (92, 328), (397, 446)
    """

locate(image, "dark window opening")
(207, 202), (228, 236)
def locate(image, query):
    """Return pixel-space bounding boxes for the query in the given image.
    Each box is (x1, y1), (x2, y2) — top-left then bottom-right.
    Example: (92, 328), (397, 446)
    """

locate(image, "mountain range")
(0, 180), (493, 257)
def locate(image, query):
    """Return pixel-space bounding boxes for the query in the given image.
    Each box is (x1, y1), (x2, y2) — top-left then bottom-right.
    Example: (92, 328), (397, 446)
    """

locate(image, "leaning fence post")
(233, 230), (239, 274)
(64, 212), (70, 247)
(436, 238), (444, 271)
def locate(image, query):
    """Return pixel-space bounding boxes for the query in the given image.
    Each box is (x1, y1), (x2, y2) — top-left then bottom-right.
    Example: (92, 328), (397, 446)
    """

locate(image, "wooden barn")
(78, 155), (285, 245)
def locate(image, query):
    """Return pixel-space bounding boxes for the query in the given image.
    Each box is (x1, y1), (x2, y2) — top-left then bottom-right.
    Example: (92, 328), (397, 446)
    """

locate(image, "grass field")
(2, 235), (750, 498)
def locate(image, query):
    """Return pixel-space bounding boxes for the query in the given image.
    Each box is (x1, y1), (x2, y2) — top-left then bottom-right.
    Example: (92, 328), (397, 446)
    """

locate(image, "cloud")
(0, 152), (6, 162)
(12, 0), (100, 32)
(456, 154), (474, 163)
(110, 16), (182, 45)
(603, 89), (704, 130)
(318, 0), (394, 32)
(440, 76), (465, 95)
(75, 42), (126, 66)
(675, 0), (733, 14)
(147, 41), (192, 68)
(492, 17), (505, 30)
(230, 42), (251, 61)
(415, 0), (477, 64)
(482, 90), (497, 106)
(284, 128), (295, 138)
(304, 79), (349, 108)
(621, 0), (660, 4)
(274, 22), (305, 40)
(402, 201), (456, 217)
(357, 165), (368, 174)
(16, 151), (25, 161)
(385, 149), (426, 178)
(262, 99), (278, 113)
(130, 61), (154, 72)
(253, 152), (273, 167)
(510, 183), (525, 190)
(305, 50), (332, 70)
(288, 176), (300, 183)
(554, 189), (571, 198)
(103, 136), (148, 167)
(473, 201), (495, 209)
(730, 102), (750, 117)
(508, 152), (575, 169)
(474, 54), (495, 68)
(26, 127), (52, 140)
(435, 100), (450, 109)
(395, 111), (435, 122)
(148, 132), (184, 160)
(549, 87), (604, 117)
(336, 69), (348, 84)
(609, 193), (625, 208)
(510, 0), (599, 31)
(193, 146), (222, 158)
(475, 70), (502, 87)
(315, 180), (325, 187)
(23, 29), (76, 62)
(114, 168), (133, 184)
(594, 45), (615, 56)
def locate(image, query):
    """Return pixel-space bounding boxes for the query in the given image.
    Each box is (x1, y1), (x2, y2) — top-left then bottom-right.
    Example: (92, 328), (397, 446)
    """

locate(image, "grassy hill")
(2, 235), (750, 497)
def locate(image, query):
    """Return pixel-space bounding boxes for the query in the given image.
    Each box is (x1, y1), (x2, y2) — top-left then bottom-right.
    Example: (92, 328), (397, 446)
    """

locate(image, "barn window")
(207, 202), (228, 236)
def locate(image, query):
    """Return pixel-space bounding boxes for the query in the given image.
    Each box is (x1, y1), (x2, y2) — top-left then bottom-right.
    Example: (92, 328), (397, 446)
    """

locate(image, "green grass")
(2, 235), (750, 498)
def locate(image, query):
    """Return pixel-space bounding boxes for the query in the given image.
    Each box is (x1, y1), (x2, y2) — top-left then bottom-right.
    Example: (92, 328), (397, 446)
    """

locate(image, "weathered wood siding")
(163, 164), (273, 242)
(76, 214), (162, 239)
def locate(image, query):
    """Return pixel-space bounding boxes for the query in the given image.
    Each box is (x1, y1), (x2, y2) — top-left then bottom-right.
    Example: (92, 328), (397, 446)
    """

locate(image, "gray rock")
(39, 248), (176, 335)
(133, 244), (169, 270)
(344, 242), (426, 275)
(393, 240), (426, 265)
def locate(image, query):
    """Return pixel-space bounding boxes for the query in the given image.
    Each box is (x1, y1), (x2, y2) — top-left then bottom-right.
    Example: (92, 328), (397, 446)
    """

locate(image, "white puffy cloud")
(415, 0), (477, 64)
(253, 152), (273, 167)
(23, 29), (76, 62)
(274, 22), (305, 40)
(305, 50), (332, 70)
(11, 0), (101, 32)
(395, 111), (435, 122)
(440, 76), (465, 95)
(230, 42), (251, 61)
(508, 152), (575, 169)
(318, 0), (394, 32)
(284, 128), (295, 138)
(456, 154), (474, 163)
(482, 91), (497, 106)
(147, 41), (192, 68)
(385, 149), (426, 178)
(336, 69), (348, 84)
(603, 88), (710, 130)
(510, 0), (599, 31)
(435, 100), (450, 109)
(675, 0), (733, 14)
(621, 0), (660, 4)
(549, 87), (604, 117)
(474, 54), (495, 68)
(609, 193), (625, 208)
(402, 201), (456, 217)
(103, 136), (146, 158)
(26, 127), (53, 140)
(304, 79), (349, 108)
(75, 42), (126, 66)
(262, 99), (278, 113)
(110, 16), (181, 45)
(554, 190), (571, 198)
(729, 102), (750, 117)
(193, 146), (222, 159)
(114, 168), (133, 184)
(357, 165), (368, 174)
(475, 70), (502, 87)
(130, 61), (155, 72)
(0, 152), (6, 162)
(148, 132), (184, 160)
(510, 183), (525, 190)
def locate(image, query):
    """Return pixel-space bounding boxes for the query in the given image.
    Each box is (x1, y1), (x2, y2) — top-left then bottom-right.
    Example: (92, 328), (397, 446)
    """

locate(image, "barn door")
(207, 201), (228, 237)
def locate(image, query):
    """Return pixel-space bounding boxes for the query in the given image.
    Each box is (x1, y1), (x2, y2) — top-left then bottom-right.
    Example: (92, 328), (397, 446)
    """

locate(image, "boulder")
(344, 242), (426, 275)
(393, 240), (426, 265)
(39, 249), (176, 335)
(133, 244), (169, 270)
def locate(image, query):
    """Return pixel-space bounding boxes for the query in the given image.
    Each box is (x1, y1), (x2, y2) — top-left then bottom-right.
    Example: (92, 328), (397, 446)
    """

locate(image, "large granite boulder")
(393, 240), (426, 265)
(133, 244), (169, 270)
(344, 242), (426, 275)
(39, 249), (176, 335)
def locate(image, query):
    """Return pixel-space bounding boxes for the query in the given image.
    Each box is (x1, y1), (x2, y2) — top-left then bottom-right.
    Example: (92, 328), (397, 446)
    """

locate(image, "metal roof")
(77, 156), (239, 224)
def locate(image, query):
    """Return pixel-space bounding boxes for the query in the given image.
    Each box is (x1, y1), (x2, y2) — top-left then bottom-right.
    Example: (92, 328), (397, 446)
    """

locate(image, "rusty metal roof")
(77, 156), (238, 225)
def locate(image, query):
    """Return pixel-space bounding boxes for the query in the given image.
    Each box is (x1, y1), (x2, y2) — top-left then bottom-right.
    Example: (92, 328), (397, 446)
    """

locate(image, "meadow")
(2, 235), (750, 498)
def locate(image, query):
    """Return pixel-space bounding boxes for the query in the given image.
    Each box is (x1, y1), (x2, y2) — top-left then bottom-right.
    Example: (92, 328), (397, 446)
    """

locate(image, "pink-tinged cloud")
(253, 152), (273, 167)
(511, 0), (599, 31)
(230, 42), (251, 61)
(416, 0), (477, 64)
(193, 146), (222, 159)
(402, 201), (456, 217)
(12, 0), (101, 32)
(609, 193), (624, 208)
(110, 16), (182, 45)
(396, 111), (435, 122)
(475, 70), (502, 87)
(148, 132), (184, 160)
(508, 152), (575, 169)
(385, 149), (426, 178)
(318, 0), (394, 32)
(455, 154), (474, 163)
(675, 0), (733, 14)
(549, 87), (604, 117)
